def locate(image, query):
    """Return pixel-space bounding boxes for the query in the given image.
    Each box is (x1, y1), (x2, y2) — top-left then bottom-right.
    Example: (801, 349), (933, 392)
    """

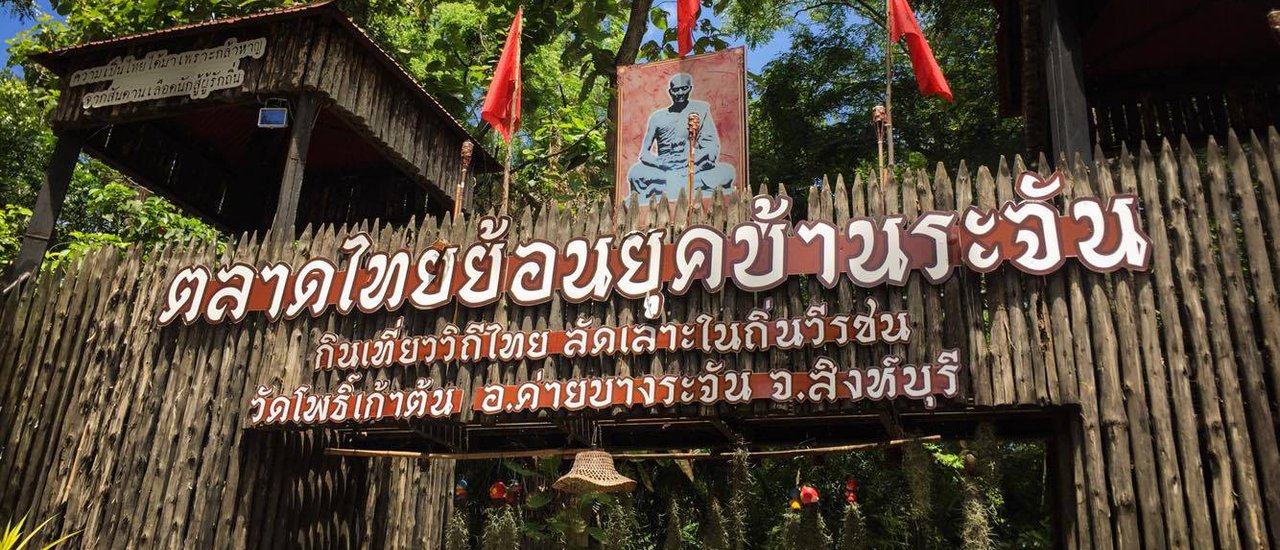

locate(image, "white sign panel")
(69, 37), (267, 109)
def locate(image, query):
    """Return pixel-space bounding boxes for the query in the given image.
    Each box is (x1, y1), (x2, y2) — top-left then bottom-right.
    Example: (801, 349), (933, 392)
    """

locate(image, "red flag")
(677, 0), (699, 57)
(481, 8), (522, 142)
(889, 0), (952, 102)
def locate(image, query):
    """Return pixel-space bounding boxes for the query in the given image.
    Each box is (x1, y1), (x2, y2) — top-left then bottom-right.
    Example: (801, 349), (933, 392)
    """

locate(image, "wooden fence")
(2, 129), (1279, 549)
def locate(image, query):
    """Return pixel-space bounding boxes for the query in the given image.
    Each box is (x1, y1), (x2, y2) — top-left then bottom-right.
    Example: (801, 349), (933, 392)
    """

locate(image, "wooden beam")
(1042, 0), (1092, 162)
(271, 93), (320, 239)
(323, 435), (943, 462)
(82, 122), (247, 232)
(6, 132), (83, 283)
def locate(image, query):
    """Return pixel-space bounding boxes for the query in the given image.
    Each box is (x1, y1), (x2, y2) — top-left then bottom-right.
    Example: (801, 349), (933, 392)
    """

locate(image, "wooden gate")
(2, 130), (1279, 549)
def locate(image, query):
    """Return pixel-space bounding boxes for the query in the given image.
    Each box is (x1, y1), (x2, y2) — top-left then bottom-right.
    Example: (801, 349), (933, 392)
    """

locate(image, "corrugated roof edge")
(29, 1), (499, 172)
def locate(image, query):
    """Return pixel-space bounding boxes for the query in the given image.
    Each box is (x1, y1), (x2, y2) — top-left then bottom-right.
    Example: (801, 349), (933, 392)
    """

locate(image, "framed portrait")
(614, 47), (748, 212)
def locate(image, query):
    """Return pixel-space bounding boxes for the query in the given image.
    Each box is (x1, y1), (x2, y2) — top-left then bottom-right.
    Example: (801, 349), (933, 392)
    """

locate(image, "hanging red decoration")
(799, 485), (820, 505)
(844, 479), (859, 503)
(504, 481), (523, 505)
(489, 480), (508, 501)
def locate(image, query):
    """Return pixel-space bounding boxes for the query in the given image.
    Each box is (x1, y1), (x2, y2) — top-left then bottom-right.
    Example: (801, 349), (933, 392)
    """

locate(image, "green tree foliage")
(838, 502), (867, 549)
(0, 72), (54, 206)
(480, 505), (521, 550)
(734, 0), (1022, 197)
(0, 71), (218, 270)
(444, 509), (471, 550)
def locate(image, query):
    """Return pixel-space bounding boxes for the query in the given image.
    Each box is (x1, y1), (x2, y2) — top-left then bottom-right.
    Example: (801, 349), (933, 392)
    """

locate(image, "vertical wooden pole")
(6, 131), (83, 283)
(500, 143), (512, 217)
(687, 112), (701, 214)
(1042, 0), (1091, 161)
(453, 141), (474, 219)
(270, 93), (319, 240)
(884, 0), (895, 188)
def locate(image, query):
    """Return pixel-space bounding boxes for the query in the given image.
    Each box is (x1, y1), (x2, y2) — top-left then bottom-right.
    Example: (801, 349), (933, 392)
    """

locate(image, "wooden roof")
(995, 0), (1279, 152)
(30, 2), (498, 231)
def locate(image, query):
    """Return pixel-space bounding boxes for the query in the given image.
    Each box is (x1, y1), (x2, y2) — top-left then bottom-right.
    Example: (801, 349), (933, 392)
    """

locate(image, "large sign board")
(615, 48), (748, 209)
(153, 171), (1152, 429)
(69, 37), (266, 109)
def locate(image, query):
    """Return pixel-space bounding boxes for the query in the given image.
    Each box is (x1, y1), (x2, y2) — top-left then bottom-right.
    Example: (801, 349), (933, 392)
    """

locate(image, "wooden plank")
(975, 165), (1013, 405)
(1096, 146), (1166, 549)
(1004, 156), (1045, 405)
(1075, 153), (1142, 549)
(953, 162), (992, 406)
(1227, 133), (1280, 423)
(1178, 135), (1268, 549)
(1253, 129), (1280, 397)
(1038, 151), (1076, 405)
(930, 164), (971, 399)
(1041, 0), (1092, 160)
(1203, 136), (1280, 548)
(1159, 138), (1238, 549)
(913, 169), (945, 381)
(1121, 145), (1189, 548)
(271, 93), (320, 238)
(1063, 153), (1113, 550)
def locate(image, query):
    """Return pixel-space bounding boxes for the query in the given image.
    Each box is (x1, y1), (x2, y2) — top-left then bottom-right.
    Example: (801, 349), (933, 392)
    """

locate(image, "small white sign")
(70, 37), (267, 109)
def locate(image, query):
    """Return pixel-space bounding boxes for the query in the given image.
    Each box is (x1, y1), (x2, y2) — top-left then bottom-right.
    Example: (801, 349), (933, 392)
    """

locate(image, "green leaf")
(525, 491), (554, 509)
(502, 460), (540, 478)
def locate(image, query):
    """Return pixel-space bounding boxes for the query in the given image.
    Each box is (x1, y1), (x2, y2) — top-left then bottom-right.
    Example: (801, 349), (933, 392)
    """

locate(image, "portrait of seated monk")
(626, 73), (736, 204)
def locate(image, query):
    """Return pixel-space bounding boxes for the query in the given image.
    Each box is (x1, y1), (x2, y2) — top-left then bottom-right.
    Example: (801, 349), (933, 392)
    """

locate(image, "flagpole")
(884, 0), (895, 191)
(501, 139), (512, 216)
(499, 17), (520, 218)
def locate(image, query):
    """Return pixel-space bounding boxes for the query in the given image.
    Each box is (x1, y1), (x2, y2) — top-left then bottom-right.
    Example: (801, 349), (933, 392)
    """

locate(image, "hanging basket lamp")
(553, 450), (636, 495)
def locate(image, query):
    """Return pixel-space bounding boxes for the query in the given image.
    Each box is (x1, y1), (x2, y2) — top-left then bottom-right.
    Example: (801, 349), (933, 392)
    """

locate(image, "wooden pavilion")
(8, 1), (497, 280)
(996, 0), (1280, 157)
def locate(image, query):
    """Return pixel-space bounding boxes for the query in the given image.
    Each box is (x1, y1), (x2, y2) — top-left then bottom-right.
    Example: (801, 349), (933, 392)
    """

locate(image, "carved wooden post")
(6, 131), (83, 283)
(454, 140), (474, 219)
(271, 93), (319, 239)
(1041, 0), (1091, 162)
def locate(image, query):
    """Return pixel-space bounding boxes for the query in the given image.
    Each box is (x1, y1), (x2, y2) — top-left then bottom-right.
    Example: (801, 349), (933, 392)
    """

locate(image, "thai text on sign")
(247, 350), (962, 427)
(70, 37), (267, 108)
(312, 298), (909, 371)
(161, 170), (1150, 325)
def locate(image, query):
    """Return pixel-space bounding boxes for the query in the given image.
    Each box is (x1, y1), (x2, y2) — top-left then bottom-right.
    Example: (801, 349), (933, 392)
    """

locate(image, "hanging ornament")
(453, 479), (469, 503)
(553, 450), (636, 494)
(844, 479), (859, 503)
(789, 498), (802, 510)
(504, 480), (523, 505)
(788, 486), (801, 509)
(799, 485), (820, 505)
(489, 480), (508, 501)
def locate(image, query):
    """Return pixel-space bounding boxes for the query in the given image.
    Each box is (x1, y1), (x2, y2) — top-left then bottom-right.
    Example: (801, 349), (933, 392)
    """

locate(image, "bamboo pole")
(324, 434), (942, 462)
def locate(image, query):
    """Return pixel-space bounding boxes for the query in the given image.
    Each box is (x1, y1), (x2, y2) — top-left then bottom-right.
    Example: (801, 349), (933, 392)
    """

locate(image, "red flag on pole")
(888, 0), (952, 102)
(481, 7), (522, 142)
(677, 0), (699, 57)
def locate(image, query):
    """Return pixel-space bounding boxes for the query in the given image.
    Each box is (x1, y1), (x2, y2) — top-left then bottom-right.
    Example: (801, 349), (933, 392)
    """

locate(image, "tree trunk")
(607, 0), (653, 177)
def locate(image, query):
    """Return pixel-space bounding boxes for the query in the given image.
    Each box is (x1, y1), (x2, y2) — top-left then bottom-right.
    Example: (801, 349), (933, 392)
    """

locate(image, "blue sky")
(0, 1), (792, 74)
